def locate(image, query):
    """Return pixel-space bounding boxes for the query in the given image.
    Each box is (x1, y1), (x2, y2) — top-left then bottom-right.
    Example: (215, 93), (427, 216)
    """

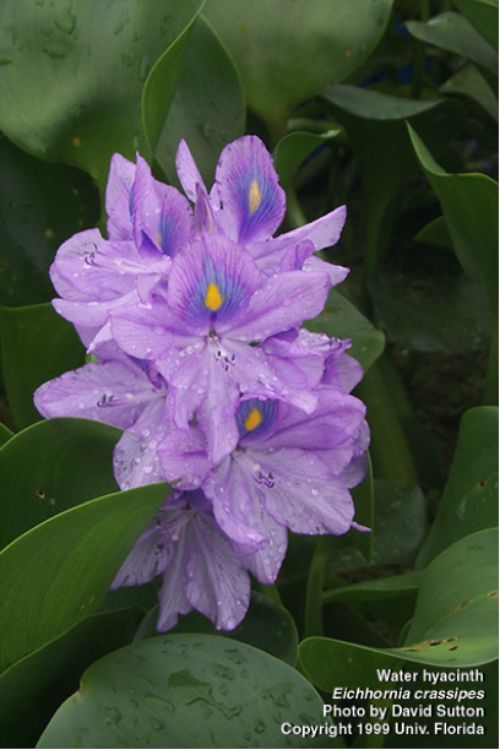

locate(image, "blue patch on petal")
(128, 183), (135, 217)
(190, 257), (248, 324)
(168, 235), (262, 332)
(160, 216), (173, 254)
(237, 398), (278, 440)
(238, 172), (276, 242)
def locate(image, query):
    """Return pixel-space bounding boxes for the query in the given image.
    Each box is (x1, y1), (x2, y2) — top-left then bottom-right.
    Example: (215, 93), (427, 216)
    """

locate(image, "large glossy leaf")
(0, 607), (142, 749)
(405, 528), (498, 664)
(205, 0), (393, 137)
(455, 0), (499, 49)
(135, 592), (298, 666)
(151, 15), (245, 185)
(0, 303), (84, 429)
(418, 407), (498, 566)
(0, 418), (120, 549)
(441, 63), (498, 120)
(301, 529), (498, 691)
(38, 634), (326, 748)
(408, 124), (498, 311)
(305, 289), (385, 372)
(0, 482), (167, 673)
(406, 12), (498, 75)
(324, 87), (464, 274)
(141, 14), (199, 160)
(0, 0), (203, 188)
(0, 135), (99, 306)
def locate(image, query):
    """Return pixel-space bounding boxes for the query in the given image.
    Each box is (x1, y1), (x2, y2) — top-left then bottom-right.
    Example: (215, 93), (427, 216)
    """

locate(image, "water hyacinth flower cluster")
(35, 136), (369, 632)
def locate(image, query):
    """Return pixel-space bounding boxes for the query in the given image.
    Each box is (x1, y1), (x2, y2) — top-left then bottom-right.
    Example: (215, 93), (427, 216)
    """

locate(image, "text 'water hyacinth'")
(35, 136), (369, 631)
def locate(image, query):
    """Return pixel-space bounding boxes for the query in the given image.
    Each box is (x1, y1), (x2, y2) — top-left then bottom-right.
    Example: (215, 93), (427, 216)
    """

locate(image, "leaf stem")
(304, 536), (330, 637)
(411, 0), (430, 99)
(356, 356), (418, 483)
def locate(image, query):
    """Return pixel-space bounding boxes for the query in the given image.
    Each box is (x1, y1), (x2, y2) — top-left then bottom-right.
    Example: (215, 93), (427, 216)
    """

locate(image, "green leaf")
(418, 407), (498, 566)
(0, 418), (120, 549)
(370, 273), (492, 353)
(454, 0), (499, 49)
(0, 607), (142, 749)
(405, 528), (498, 664)
(305, 289), (385, 372)
(324, 571), (422, 605)
(300, 529), (498, 690)
(0, 303), (84, 429)
(135, 592), (298, 666)
(441, 63), (498, 120)
(356, 361), (418, 483)
(326, 87), (442, 120)
(414, 215), (453, 248)
(0, 135), (99, 306)
(0, 422), (14, 447)
(152, 15), (245, 185)
(371, 480), (427, 566)
(0, 0), (204, 188)
(406, 12), (498, 75)
(0, 482), (167, 673)
(38, 633), (325, 748)
(141, 14), (200, 159)
(407, 124), (498, 311)
(273, 130), (341, 187)
(324, 86), (464, 274)
(205, 0), (394, 137)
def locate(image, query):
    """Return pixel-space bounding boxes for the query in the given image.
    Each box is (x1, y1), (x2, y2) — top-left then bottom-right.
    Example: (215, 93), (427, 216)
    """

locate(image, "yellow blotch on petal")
(244, 407), (263, 432)
(248, 179), (262, 215)
(204, 282), (224, 312)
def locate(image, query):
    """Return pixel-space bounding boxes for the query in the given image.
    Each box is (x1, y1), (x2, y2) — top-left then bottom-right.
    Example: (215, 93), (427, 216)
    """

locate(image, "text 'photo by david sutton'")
(0, 1), (497, 749)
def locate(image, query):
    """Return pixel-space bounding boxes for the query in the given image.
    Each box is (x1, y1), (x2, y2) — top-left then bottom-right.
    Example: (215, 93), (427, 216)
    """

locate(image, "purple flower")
(111, 490), (258, 631)
(176, 135), (349, 283)
(159, 386), (369, 550)
(270, 328), (364, 394)
(34, 352), (170, 490)
(50, 154), (193, 351)
(111, 232), (331, 464)
(33, 135), (371, 633)
(261, 328), (361, 395)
